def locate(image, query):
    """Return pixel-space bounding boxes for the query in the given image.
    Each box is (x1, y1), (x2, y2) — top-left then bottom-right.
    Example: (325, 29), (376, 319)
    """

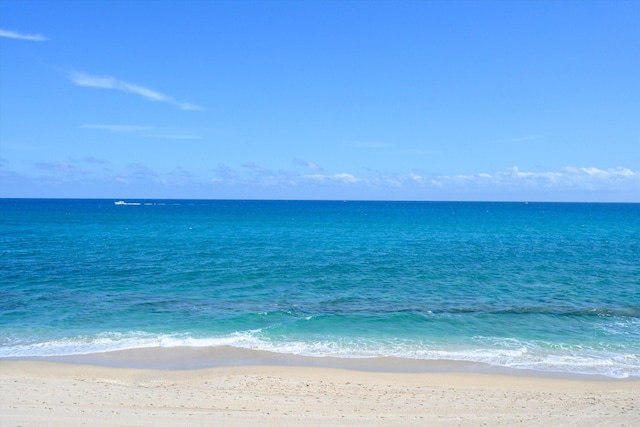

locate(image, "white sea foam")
(2, 331), (638, 378)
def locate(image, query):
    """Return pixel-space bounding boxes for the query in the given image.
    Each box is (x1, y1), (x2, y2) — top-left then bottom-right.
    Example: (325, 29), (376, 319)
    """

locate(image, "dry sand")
(1, 360), (638, 426)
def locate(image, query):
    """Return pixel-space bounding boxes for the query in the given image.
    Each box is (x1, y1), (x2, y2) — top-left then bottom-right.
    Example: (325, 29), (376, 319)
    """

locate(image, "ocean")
(1, 199), (639, 378)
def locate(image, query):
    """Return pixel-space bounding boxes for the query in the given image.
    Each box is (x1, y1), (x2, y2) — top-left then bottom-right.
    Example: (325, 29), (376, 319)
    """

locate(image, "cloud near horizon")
(402, 166), (639, 192)
(2, 162), (638, 201)
(34, 162), (90, 176)
(242, 162), (273, 175)
(69, 72), (203, 111)
(303, 173), (360, 184)
(81, 156), (110, 164)
(0, 29), (48, 41)
(294, 159), (323, 171)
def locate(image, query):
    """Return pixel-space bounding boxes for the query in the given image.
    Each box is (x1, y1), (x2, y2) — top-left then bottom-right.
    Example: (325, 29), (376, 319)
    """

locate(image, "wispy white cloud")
(493, 135), (543, 144)
(80, 124), (155, 132)
(509, 135), (542, 143)
(69, 71), (204, 110)
(0, 29), (48, 41)
(346, 141), (393, 149)
(70, 72), (168, 101)
(179, 103), (204, 111)
(144, 134), (201, 140)
(80, 123), (200, 140)
(9, 143), (41, 151)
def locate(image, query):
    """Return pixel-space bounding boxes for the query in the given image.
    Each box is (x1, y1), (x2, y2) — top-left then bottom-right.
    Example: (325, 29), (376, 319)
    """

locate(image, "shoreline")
(3, 345), (637, 380)
(2, 360), (638, 426)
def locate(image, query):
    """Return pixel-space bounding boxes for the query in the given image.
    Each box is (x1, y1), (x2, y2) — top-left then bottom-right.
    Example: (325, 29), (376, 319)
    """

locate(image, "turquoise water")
(1, 199), (639, 377)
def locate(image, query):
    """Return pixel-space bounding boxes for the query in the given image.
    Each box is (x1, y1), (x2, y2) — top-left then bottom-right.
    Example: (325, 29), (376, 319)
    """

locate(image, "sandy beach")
(1, 360), (638, 426)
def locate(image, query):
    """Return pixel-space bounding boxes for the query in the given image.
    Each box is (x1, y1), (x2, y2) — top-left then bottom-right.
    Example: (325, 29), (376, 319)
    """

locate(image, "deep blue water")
(1, 199), (639, 377)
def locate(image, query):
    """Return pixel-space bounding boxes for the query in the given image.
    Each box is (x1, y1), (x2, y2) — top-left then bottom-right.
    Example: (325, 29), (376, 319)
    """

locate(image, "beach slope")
(1, 361), (638, 426)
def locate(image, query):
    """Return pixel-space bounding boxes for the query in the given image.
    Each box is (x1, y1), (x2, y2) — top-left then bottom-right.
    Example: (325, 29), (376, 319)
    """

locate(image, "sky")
(1, 0), (638, 202)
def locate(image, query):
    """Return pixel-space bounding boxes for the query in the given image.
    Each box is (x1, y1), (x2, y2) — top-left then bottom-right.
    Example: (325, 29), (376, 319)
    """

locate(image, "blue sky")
(1, 0), (638, 201)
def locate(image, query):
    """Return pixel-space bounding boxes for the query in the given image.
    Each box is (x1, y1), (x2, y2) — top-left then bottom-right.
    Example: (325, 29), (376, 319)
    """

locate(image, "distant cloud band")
(5, 162), (638, 201)
(405, 166), (638, 190)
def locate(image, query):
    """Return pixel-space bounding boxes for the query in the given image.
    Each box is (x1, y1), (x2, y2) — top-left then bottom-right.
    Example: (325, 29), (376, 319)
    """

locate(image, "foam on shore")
(5, 345), (636, 381)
